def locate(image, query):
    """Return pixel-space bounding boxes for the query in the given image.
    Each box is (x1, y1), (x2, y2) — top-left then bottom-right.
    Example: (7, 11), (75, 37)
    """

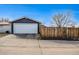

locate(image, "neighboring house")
(0, 19), (11, 33)
(11, 17), (40, 34)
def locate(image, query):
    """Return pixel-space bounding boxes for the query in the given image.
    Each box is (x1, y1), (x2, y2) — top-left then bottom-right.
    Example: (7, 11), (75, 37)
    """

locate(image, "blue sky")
(0, 4), (79, 26)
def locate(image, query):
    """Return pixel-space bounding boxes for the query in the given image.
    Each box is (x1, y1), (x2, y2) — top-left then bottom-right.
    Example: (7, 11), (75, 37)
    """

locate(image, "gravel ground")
(0, 34), (79, 55)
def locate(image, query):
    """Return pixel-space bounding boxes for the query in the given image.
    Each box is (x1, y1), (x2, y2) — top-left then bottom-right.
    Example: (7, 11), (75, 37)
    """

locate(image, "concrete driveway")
(0, 34), (79, 55)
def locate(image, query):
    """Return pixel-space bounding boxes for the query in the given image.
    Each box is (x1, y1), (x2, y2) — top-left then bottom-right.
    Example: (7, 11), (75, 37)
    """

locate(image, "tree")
(52, 11), (75, 27)
(0, 18), (9, 22)
(52, 11), (76, 38)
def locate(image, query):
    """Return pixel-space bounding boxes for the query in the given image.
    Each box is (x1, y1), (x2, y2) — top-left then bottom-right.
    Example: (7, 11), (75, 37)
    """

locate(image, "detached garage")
(11, 17), (40, 34)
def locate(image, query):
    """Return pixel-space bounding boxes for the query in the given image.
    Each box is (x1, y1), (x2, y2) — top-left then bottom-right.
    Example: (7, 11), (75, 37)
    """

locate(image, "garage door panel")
(13, 23), (38, 34)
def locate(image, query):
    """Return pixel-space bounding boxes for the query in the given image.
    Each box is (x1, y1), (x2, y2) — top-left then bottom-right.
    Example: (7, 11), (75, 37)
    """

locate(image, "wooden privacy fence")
(40, 26), (79, 40)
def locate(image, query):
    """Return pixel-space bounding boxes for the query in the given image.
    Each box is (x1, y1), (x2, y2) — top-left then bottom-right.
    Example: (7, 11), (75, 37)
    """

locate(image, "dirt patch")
(0, 33), (8, 38)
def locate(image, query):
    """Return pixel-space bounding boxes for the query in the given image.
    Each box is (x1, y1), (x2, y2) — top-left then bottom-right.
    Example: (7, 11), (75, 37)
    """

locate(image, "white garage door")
(13, 23), (38, 34)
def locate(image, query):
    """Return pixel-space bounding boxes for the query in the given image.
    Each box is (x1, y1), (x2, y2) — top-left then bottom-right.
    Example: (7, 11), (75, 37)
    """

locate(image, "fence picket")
(40, 26), (79, 40)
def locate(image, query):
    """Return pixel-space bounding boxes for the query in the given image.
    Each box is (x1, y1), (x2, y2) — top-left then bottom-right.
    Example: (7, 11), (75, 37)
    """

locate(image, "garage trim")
(11, 17), (40, 34)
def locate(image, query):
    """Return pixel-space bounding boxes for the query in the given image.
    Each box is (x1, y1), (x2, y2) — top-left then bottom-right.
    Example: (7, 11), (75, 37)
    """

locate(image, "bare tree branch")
(52, 11), (75, 27)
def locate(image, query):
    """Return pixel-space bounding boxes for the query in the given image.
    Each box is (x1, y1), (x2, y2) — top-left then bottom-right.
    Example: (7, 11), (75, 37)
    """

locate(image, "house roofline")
(11, 17), (41, 24)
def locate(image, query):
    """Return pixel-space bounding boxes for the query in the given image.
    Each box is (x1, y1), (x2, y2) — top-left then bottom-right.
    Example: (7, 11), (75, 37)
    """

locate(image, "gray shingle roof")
(12, 17), (40, 23)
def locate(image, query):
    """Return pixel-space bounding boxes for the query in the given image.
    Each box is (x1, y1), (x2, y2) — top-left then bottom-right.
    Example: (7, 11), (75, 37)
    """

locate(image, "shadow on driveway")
(14, 34), (38, 39)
